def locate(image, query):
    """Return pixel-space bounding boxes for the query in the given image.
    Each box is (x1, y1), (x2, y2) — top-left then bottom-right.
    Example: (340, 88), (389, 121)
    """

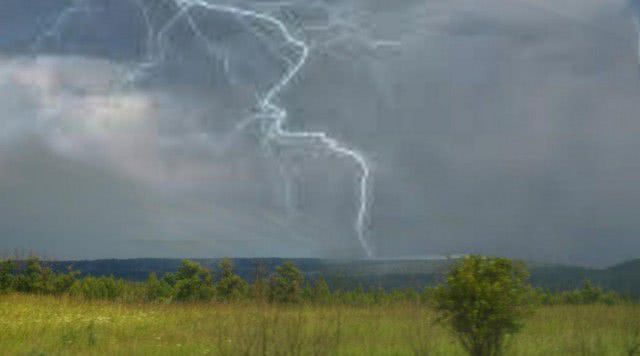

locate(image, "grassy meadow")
(1, 294), (639, 356)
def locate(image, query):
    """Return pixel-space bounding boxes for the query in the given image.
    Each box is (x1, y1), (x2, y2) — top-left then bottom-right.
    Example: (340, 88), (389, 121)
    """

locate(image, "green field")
(1, 294), (638, 355)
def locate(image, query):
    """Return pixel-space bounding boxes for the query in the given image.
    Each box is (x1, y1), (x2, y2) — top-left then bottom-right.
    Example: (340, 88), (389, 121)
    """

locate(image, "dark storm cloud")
(346, 0), (640, 266)
(1, 0), (639, 265)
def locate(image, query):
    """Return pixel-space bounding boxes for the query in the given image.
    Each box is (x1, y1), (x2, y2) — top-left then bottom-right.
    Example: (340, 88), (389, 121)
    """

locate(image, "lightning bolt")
(36, 0), (377, 257)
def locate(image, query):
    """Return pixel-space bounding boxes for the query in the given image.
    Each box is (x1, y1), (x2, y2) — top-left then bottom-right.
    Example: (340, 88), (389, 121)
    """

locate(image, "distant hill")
(527, 259), (640, 296)
(40, 257), (640, 296)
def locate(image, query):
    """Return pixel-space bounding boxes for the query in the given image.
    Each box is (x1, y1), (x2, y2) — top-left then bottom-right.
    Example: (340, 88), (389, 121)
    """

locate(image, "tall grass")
(1, 294), (638, 355)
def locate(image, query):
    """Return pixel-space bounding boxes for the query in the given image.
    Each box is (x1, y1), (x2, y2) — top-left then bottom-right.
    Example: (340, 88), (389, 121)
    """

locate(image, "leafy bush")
(0, 259), (16, 293)
(144, 273), (173, 302)
(269, 261), (304, 303)
(172, 260), (215, 302)
(69, 276), (127, 301)
(216, 258), (248, 302)
(251, 274), (269, 302)
(433, 256), (533, 356)
(311, 278), (331, 304)
(14, 257), (50, 294)
(13, 258), (70, 294)
(52, 267), (80, 295)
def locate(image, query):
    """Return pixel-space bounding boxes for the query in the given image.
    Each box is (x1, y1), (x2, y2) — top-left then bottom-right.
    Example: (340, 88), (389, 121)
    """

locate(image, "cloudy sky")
(1, 0), (640, 266)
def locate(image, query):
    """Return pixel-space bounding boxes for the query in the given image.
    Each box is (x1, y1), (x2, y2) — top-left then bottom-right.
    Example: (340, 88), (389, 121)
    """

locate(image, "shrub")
(251, 274), (269, 303)
(6, 258), (78, 295)
(433, 256), (533, 356)
(144, 273), (173, 302)
(216, 258), (248, 302)
(269, 261), (304, 303)
(52, 266), (80, 295)
(0, 259), (16, 293)
(14, 257), (55, 294)
(173, 260), (215, 302)
(311, 278), (331, 304)
(69, 276), (127, 300)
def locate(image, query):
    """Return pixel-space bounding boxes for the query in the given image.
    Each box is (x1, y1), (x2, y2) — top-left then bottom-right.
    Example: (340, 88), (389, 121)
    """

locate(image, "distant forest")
(27, 257), (640, 297)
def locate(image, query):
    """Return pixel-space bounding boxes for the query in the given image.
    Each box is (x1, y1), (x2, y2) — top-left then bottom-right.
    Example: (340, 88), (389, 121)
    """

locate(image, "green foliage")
(0, 256), (634, 309)
(2, 258), (77, 295)
(172, 260), (215, 302)
(144, 273), (173, 302)
(311, 278), (331, 304)
(535, 280), (626, 305)
(251, 274), (269, 302)
(269, 261), (304, 303)
(161, 272), (176, 287)
(69, 276), (127, 301)
(0, 259), (16, 293)
(216, 258), (248, 302)
(14, 257), (48, 294)
(368, 286), (385, 305)
(339, 285), (374, 306)
(52, 267), (80, 295)
(433, 256), (533, 356)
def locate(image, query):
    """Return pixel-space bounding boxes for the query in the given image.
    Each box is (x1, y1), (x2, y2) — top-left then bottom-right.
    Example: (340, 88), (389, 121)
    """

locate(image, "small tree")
(269, 261), (304, 303)
(433, 256), (533, 356)
(0, 259), (16, 293)
(173, 260), (215, 302)
(251, 263), (269, 303)
(216, 258), (248, 302)
(312, 278), (331, 304)
(14, 257), (51, 294)
(145, 272), (173, 302)
(52, 266), (80, 295)
(68, 275), (126, 300)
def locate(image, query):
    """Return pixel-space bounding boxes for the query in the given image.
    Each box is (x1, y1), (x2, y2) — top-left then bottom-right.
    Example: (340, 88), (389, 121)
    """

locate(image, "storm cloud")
(1, 0), (639, 266)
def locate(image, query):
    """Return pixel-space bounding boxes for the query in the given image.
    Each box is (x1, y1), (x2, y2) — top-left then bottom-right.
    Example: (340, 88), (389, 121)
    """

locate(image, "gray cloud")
(1, 0), (639, 266)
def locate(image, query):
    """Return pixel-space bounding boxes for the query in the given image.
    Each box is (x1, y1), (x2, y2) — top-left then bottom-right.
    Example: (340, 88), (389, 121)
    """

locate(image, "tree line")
(0, 256), (633, 305)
